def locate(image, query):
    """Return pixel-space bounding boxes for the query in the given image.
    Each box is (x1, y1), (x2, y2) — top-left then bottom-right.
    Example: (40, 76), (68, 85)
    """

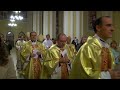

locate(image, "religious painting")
(88, 11), (96, 31)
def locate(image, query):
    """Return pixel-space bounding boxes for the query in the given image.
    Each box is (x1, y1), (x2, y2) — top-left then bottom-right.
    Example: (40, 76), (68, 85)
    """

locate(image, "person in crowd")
(21, 31), (46, 79)
(72, 37), (78, 50)
(70, 16), (120, 79)
(66, 36), (77, 63)
(16, 35), (26, 72)
(43, 33), (74, 79)
(52, 38), (57, 44)
(110, 40), (120, 65)
(0, 36), (17, 79)
(43, 34), (53, 49)
(76, 36), (88, 51)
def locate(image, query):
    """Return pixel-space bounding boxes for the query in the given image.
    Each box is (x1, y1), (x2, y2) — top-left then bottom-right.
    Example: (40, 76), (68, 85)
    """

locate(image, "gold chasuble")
(43, 44), (74, 79)
(15, 40), (26, 70)
(65, 44), (77, 64)
(69, 36), (115, 79)
(21, 41), (46, 79)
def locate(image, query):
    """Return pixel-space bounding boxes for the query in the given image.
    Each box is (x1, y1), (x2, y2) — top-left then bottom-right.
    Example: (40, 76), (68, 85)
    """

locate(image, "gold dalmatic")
(59, 48), (69, 79)
(101, 47), (111, 71)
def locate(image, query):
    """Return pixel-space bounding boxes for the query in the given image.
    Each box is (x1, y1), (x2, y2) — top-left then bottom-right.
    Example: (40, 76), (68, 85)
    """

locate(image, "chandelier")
(8, 11), (23, 27)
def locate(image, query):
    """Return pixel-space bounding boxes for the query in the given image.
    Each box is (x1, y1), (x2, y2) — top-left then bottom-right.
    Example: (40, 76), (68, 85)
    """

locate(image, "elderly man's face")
(30, 32), (37, 41)
(57, 35), (67, 48)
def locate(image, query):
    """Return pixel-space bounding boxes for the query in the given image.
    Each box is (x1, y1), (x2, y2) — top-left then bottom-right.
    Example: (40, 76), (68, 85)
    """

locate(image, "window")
(0, 11), (8, 20)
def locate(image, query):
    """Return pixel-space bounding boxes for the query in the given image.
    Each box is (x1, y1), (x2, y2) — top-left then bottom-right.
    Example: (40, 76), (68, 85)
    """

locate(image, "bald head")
(57, 33), (67, 48)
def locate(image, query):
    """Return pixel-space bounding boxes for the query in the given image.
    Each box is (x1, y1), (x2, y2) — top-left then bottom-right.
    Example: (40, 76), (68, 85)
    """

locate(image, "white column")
(70, 11), (73, 39)
(32, 11), (40, 35)
(27, 11), (33, 32)
(52, 11), (56, 38)
(63, 11), (83, 41)
(43, 11), (48, 38)
(33, 11), (37, 32)
(63, 11), (74, 38)
(49, 11), (53, 38)
(76, 11), (80, 40)
(80, 11), (84, 39)
(63, 11), (68, 36)
(43, 11), (55, 39)
(36, 11), (39, 35)
(39, 11), (43, 35)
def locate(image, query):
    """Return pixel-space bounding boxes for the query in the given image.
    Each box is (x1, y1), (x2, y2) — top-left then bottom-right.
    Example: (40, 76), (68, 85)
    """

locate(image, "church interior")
(0, 11), (120, 79)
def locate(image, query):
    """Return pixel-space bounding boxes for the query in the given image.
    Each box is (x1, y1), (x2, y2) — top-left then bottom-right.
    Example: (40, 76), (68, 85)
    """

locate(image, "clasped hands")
(59, 55), (70, 63)
(30, 51), (41, 57)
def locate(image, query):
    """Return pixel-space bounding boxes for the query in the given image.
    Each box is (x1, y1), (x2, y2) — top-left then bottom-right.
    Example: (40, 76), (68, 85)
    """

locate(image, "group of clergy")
(15, 31), (77, 79)
(15, 16), (120, 79)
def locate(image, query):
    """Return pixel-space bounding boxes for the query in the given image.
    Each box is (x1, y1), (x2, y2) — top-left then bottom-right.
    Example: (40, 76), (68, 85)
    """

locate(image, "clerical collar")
(94, 34), (109, 48)
(31, 40), (36, 42)
(20, 40), (24, 42)
(100, 38), (105, 42)
(94, 34), (106, 42)
(57, 45), (65, 50)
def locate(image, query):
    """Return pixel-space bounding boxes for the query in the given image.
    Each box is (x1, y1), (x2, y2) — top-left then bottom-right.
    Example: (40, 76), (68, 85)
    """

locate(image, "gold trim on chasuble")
(101, 47), (111, 71)
(59, 48), (69, 79)
(32, 44), (42, 79)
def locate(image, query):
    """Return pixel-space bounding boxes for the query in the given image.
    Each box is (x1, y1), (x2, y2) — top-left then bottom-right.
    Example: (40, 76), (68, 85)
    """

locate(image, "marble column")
(63, 11), (82, 41)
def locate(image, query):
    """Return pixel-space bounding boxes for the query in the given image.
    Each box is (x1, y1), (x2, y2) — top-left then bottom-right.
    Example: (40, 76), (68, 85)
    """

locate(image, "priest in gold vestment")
(70, 16), (120, 79)
(21, 32), (46, 79)
(43, 33), (75, 79)
(16, 36), (26, 71)
(66, 36), (77, 64)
